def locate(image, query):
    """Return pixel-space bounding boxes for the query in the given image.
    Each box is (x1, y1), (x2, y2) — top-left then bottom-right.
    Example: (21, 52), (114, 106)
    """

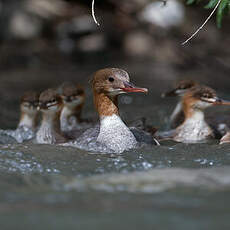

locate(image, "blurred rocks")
(0, 0), (229, 69)
(26, 0), (68, 19)
(139, 0), (185, 28)
(57, 15), (97, 36)
(9, 11), (42, 39)
(124, 31), (154, 57)
(7, 0), (69, 40)
(77, 34), (106, 52)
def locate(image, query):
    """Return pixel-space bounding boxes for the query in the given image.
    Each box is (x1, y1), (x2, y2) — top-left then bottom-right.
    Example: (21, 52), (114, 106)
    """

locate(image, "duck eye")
(108, 77), (114, 82)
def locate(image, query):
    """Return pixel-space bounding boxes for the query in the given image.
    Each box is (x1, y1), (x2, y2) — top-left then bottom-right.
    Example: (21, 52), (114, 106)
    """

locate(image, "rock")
(9, 10), (42, 39)
(25, 0), (68, 19)
(139, 0), (185, 28)
(124, 31), (154, 57)
(77, 34), (106, 52)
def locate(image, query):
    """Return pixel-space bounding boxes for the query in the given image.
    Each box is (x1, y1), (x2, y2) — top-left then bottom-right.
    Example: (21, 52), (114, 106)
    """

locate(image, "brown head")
(162, 79), (197, 98)
(92, 68), (148, 95)
(20, 91), (39, 115)
(60, 82), (85, 107)
(182, 85), (230, 117)
(38, 89), (63, 113)
(92, 68), (148, 116)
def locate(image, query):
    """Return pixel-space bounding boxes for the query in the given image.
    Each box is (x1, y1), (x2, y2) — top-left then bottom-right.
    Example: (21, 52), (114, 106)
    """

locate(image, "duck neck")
(94, 91), (137, 152)
(94, 91), (119, 117)
(18, 111), (37, 129)
(40, 110), (61, 133)
(183, 102), (205, 122)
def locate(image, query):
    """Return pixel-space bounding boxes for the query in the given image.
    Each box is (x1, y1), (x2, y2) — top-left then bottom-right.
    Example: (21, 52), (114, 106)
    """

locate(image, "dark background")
(0, 0), (230, 128)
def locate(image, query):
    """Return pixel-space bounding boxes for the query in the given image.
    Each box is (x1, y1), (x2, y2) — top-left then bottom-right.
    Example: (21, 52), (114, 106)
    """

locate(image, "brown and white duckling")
(18, 91), (39, 130)
(162, 79), (198, 128)
(59, 82), (86, 132)
(36, 89), (67, 144)
(0, 91), (39, 143)
(70, 68), (158, 153)
(173, 85), (230, 143)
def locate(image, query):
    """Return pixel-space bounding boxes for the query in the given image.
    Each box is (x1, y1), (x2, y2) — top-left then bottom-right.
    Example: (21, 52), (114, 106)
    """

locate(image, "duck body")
(70, 115), (157, 153)
(97, 114), (138, 152)
(174, 110), (213, 142)
(36, 111), (66, 144)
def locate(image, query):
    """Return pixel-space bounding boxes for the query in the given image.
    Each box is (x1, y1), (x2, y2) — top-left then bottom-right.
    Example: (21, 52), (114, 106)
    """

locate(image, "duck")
(170, 85), (230, 143)
(66, 68), (159, 153)
(35, 88), (67, 144)
(0, 91), (39, 143)
(18, 91), (39, 130)
(59, 82), (87, 132)
(162, 79), (198, 128)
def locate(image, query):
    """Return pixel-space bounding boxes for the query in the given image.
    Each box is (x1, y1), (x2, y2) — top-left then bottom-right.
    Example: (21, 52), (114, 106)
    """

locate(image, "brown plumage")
(191, 85), (216, 100)
(39, 88), (61, 103)
(92, 68), (147, 117)
(60, 83), (85, 121)
(182, 85), (217, 119)
(62, 83), (84, 98)
(21, 91), (39, 106)
(92, 68), (128, 117)
(39, 89), (62, 110)
(162, 79), (198, 98)
(175, 79), (197, 91)
(19, 91), (40, 129)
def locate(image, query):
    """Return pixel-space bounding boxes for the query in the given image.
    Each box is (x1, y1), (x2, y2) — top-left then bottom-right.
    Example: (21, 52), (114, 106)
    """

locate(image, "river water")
(1, 58), (230, 230)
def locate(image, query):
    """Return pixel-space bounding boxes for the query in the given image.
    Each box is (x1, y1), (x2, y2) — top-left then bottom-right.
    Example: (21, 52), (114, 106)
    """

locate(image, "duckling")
(35, 89), (67, 144)
(18, 91), (39, 130)
(162, 79), (198, 128)
(59, 82), (87, 132)
(173, 85), (230, 143)
(0, 91), (39, 143)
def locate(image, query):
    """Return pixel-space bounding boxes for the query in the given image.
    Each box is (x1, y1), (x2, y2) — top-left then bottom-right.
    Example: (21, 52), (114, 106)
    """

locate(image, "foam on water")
(0, 146), (60, 174)
(0, 126), (35, 144)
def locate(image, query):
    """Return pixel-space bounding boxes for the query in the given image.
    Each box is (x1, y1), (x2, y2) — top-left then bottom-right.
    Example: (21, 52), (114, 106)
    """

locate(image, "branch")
(181, 0), (221, 46)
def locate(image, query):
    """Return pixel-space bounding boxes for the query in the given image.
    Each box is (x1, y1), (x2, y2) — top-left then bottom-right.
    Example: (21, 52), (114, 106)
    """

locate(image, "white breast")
(97, 114), (137, 153)
(36, 120), (56, 144)
(174, 111), (212, 143)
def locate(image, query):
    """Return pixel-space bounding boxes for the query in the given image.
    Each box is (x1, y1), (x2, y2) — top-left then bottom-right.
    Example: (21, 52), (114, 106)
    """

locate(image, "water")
(1, 140), (230, 229)
(1, 61), (230, 229)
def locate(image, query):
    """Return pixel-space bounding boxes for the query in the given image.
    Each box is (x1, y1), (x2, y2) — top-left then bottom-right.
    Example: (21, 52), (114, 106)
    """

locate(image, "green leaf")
(187, 0), (230, 27)
(217, 0), (229, 28)
(186, 0), (197, 5)
(205, 0), (219, 9)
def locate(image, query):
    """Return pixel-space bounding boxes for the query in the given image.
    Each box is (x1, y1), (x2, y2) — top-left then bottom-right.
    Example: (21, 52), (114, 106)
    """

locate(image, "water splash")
(0, 126), (35, 144)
